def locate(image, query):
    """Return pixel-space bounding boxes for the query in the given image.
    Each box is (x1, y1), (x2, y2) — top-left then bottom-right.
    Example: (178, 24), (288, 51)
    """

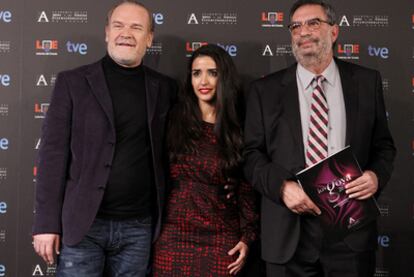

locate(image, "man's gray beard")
(292, 39), (331, 68)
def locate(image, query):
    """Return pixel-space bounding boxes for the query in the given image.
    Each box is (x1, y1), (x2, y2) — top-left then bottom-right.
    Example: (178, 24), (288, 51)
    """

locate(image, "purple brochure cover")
(296, 146), (380, 236)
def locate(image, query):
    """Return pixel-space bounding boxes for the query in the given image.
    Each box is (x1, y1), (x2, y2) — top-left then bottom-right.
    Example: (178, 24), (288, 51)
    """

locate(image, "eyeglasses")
(287, 18), (333, 34)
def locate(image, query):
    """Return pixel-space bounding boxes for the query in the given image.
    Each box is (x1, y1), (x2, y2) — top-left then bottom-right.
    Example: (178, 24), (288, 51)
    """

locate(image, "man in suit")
(244, 0), (396, 276)
(32, 1), (176, 276)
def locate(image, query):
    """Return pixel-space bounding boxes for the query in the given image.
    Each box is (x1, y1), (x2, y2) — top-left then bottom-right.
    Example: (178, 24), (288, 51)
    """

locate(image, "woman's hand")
(227, 241), (248, 275)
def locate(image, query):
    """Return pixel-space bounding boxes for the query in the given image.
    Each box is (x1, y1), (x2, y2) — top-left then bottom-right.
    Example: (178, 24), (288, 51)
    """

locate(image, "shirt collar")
(297, 59), (337, 89)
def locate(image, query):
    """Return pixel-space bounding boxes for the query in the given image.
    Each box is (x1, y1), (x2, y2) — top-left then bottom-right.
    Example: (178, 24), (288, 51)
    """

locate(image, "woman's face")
(191, 56), (218, 105)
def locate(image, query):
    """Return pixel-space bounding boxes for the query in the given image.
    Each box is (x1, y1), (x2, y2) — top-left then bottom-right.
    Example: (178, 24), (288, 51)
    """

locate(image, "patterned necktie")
(306, 75), (328, 167)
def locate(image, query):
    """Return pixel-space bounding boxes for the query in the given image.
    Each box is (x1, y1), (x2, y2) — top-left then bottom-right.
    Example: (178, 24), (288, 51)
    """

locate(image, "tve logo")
(0, 138), (9, 150)
(0, 74), (10, 86)
(0, 10), (12, 23)
(368, 45), (389, 59)
(378, 235), (390, 248)
(216, 43), (237, 57)
(0, 201), (7, 214)
(153, 13), (164, 25)
(66, 41), (87, 55)
(0, 264), (5, 276)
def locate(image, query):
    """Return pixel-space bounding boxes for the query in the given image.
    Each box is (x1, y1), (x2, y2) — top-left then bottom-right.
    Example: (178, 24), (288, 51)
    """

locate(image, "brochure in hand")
(296, 146), (380, 236)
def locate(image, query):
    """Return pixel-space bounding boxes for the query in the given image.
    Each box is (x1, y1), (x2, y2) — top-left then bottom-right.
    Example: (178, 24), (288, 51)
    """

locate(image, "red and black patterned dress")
(153, 121), (259, 277)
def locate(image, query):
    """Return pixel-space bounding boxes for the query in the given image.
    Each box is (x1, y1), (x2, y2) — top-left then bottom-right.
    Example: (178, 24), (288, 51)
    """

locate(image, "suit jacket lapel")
(282, 64), (306, 167)
(336, 58), (358, 145)
(144, 66), (160, 125)
(86, 60), (115, 129)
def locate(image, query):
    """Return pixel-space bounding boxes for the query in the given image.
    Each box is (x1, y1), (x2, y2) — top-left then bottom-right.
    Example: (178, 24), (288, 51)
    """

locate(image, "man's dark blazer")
(243, 58), (396, 264)
(32, 57), (177, 246)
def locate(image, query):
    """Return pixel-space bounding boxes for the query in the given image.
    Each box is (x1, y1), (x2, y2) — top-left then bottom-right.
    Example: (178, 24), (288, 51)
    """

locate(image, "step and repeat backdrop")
(0, 0), (413, 276)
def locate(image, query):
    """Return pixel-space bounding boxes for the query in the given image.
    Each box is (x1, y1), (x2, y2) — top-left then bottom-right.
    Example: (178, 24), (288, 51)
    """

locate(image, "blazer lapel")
(282, 64), (306, 167)
(144, 67), (160, 124)
(86, 61), (115, 129)
(336, 58), (358, 145)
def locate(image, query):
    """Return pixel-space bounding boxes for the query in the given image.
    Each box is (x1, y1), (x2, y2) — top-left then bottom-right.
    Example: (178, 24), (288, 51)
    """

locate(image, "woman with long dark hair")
(153, 44), (258, 276)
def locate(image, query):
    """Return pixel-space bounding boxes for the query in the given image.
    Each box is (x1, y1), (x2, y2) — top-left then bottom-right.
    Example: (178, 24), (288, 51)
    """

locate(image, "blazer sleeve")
(365, 71), (396, 195)
(243, 81), (295, 205)
(33, 72), (73, 235)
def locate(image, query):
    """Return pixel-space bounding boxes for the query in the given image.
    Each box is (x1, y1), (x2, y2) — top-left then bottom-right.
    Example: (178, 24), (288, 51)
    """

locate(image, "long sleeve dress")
(153, 121), (259, 277)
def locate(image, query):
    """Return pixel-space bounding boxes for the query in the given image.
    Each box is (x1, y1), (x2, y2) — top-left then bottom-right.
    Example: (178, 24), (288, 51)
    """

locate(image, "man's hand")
(33, 234), (61, 265)
(280, 180), (321, 215)
(345, 170), (378, 200)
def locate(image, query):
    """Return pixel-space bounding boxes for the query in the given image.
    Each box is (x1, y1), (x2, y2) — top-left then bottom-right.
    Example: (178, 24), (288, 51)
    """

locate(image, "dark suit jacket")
(243, 58), (396, 264)
(32, 58), (177, 246)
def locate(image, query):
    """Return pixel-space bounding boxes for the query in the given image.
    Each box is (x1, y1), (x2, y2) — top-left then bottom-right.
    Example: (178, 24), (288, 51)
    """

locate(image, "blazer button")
(105, 163), (112, 168)
(98, 185), (105, 190)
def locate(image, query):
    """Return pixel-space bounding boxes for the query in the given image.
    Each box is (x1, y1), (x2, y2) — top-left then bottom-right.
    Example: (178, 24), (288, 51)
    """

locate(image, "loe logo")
(368, 45), (389, 59)
(36, 40), (58, 56)
(34, 103), (50, 119)
(0, 202), (7, 214)
(153, 13), (164, 25)
(261, 11), (284, 27)
(378, 235), (390, 247)
(185, 42), (237, 57)
(0, 10), (12, 23)
(338, 44), (359, 56)
(66, 41), (87, 55)
(0, 74), (10, 86)
(186, 41), (208, 56)
(0, 264), (5, 276)
(0, 138), (8, 150)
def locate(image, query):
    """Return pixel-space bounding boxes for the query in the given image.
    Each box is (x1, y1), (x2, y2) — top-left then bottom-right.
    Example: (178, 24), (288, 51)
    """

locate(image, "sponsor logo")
(185, 42), (237, 57)
(368, 45), (389, 59)
(0, 74), (10, 86)
(0, 264), (5, 276)
(36, 74), (57, 87)
(35, 138), (41, 150)
(412, 77), (414, 93)
(339, 15), (388, 27)
(374, 268), (389, 277)
(186, 41), (208, 55)
(35, 40), (58, 56)
(261, 11), (284, 27)
(153, 13), (164, 25)
(37, 10), (87, 23)
(0, 202), (7, 214)
(412, 14), (414, 29)
(0, 41), (11, 53)
(187, 12), (237, 25)
(339, 15), (350, 27)
(66, 41), (87, 55)
(0, 10), (12, 23)
(378, 203), (390, 216)
(337, 43), (360, 60)
(0, 230), (5, 242)
(33, 166), (37, 182)
(382, 78), (389, 92)
(377, 235), (390, 247)
(146, 42), (162, 55)
(0, 138), (9, 150)
(262, 44), (292, 56)
(0, 168), (6, 180)
(0, 104), (8, 117)
(34, 103), (49, 119)
(353, 15), (388, 27)
(32, 264), (57, 276)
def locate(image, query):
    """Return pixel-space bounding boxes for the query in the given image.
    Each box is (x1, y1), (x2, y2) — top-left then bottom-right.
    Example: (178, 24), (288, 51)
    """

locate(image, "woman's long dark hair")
(167, 44), (243, 178)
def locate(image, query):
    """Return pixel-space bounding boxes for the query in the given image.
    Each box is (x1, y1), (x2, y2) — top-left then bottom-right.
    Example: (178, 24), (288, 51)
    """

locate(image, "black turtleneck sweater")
(97, 55), (153, 219)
